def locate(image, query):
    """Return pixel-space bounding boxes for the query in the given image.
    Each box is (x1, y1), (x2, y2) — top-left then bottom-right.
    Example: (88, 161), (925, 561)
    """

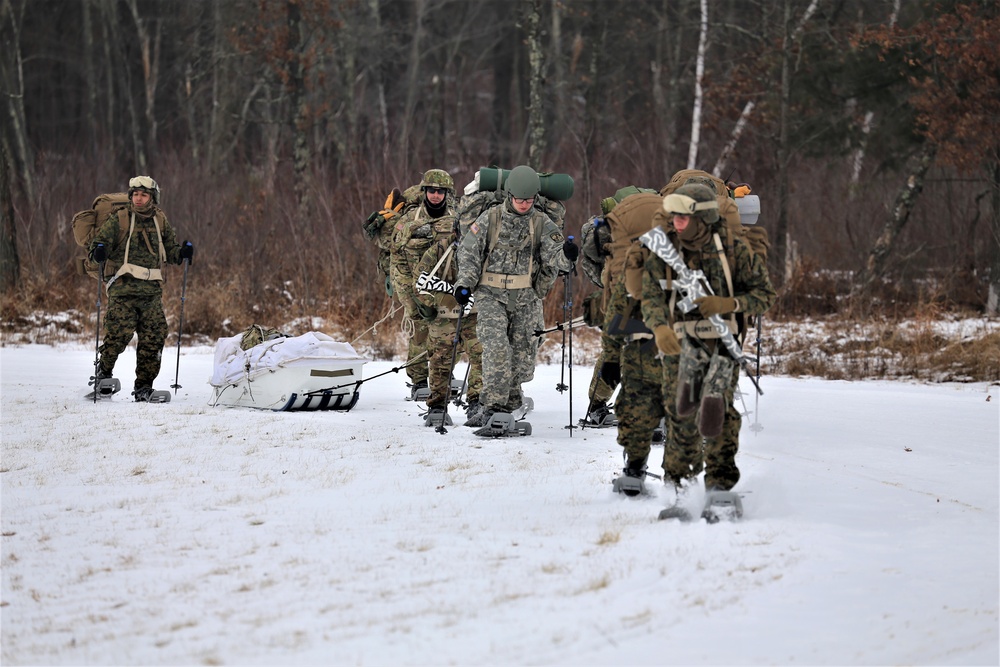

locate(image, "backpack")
(71, 193), (131, 279)
(602, 192), (665, 303)
(660, 169), (770, 263)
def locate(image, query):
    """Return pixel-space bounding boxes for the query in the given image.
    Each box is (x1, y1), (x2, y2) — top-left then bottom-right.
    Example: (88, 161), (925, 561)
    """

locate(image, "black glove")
(454, 285), (471, 306)
(563, 239), (579, 262)
(179, 240), (194, 262)
(415, 301), (437, 321)
(599, 361), (621, 387)
(91, 243), (107, 263)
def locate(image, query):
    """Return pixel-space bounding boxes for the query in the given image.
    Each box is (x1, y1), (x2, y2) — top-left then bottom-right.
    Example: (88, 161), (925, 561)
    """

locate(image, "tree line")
(1, 0), (997, 341)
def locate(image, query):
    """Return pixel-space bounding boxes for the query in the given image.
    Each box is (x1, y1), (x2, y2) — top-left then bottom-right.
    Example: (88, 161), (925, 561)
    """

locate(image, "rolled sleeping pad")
(478, 167), (575, 201)
(736, 194), (760, 225)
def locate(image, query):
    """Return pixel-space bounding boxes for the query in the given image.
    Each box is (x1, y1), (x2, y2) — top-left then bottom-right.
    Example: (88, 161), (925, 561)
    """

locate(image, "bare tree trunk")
(399, 0), (427, 175)
(1, 0), (34, 202)
(987, 157), (1000, 315)
(853, 143), (938, 297)
(82, 0), (99, 162)
(525, 0), (546, 169)
(286, 0), (311, 218)
(0, 140), (19, 292)
(127, 0), (160, 167)
(712, 101), (755, 179)
(687, 0), (708, 170)
(773, 0), (792, 281)
(490, 14), (515, 168)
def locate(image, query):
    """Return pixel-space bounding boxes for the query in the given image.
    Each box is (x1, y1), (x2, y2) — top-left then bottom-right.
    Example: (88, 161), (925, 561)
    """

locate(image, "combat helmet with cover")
(419, 168), (454, 192)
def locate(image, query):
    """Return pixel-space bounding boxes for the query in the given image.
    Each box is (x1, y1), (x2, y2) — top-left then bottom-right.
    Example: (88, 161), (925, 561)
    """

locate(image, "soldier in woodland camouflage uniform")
(414, 212), (484, 422)
(453, 165), (577, 427)
(88, 176), (192, 401)
(579, 213), (618, 425)
(389, 170), (456, 397)
(641, 184), (775, 492)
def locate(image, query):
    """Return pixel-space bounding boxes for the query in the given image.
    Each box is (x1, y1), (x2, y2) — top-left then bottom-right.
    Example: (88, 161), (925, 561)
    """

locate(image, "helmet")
(505, 165), (541, 199)
(128, 175), (160, 204)
(419, 169), (454, 191)
(662, 183), (719, 224)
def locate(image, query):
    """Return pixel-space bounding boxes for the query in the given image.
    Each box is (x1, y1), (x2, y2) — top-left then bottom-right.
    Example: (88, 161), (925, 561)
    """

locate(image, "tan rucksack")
(71, 193), (131, 279)
(601, 192), (664, 304)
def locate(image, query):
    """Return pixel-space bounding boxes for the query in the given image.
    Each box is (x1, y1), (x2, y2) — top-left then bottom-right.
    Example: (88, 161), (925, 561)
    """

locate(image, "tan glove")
(379, 188), (405, 220)
(654, 325), (681, 356)
(694, 296), (738, 317)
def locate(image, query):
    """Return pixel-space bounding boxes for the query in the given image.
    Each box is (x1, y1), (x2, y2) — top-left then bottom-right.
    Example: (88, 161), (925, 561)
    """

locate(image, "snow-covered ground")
(1, 342), (998, 666)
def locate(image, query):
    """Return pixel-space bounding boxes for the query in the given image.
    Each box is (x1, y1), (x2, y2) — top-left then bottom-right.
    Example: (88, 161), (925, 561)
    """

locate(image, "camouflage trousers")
(426, 313), (483, 409)
(394, 281), (429, 384)
(617, 340), (665, 465)
(474, 286), (543, 411)
(404, 317), (429, 384)
(99, 292), (168, 390)
(660, 351), (742, 491)
(587, 332), (621, 406)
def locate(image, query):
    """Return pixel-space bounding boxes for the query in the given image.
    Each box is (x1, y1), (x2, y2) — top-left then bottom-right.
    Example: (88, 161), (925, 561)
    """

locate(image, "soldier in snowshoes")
(641, 183), (775, 496)
(389, 169), (457, 400)
(578, 208), (618, 427)
(88, 176), (192, 401)
(454, 165), (577, 431)
(414, 205), (484, 426)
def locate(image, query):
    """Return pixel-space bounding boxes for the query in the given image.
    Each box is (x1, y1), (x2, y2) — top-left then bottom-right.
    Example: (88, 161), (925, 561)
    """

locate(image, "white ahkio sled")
(209, 331), (369, 412)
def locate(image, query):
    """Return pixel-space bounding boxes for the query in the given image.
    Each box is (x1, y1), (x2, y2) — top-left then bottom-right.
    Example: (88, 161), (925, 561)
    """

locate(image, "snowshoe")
(423, 407), (454, 428)
(449, 377), (465, 400)
(472, 411), (532, 437)
(407, 380), (430, 402)
(612, 457), (661, 497)
(85, 376), (121, 401)
(658, 489), (744, 523)
(133, 387), (171, 403)
(511, 396), (534, 420)
(700, 490), (744, 523)
(579, 403), (618, 428)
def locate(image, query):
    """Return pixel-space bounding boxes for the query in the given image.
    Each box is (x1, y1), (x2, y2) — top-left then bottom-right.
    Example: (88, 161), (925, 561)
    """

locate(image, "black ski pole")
(92, 263), (106, 404)
(437, 308), (466, 435)
(171, 257), (190, 394)
(565, 237), (576, 435)
(556, 272), (568, 392)
(751, 315), (764, 434)
(452, 358), (472, 408)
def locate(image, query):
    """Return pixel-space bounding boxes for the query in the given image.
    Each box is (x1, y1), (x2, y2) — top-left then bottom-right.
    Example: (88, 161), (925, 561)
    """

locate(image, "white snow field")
(1, 343), (997, 666)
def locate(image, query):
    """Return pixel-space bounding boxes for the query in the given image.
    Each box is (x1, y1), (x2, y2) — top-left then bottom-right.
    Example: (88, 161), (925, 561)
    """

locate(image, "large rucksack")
(602, 192), (665, 304)
(71, 193), (131, 279)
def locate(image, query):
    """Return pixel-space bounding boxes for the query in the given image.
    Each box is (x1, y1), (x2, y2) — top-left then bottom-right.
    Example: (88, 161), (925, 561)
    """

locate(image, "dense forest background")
(1, 0), (998, 347)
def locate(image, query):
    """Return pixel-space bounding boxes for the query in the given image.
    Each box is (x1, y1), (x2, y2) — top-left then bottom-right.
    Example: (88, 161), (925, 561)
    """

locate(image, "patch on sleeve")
(395, 222), (404, 232)
(469, 222), (480, 235)
(549, 232), (563, 242)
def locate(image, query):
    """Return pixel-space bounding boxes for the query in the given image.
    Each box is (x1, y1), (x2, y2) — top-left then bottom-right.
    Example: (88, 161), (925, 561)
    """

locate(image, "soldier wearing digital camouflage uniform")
(453, 165), (578, 427)
(389, 170), (457, 398)
(641, 184), (775, 493)
(88, 176), (192, 401)
(414, 210), (484, 424)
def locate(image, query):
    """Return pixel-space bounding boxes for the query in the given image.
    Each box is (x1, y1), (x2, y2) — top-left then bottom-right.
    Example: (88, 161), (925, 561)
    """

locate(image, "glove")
(379, 188), (405, 220)
(363, 211), (384, 239)
(179, 240), (194, 262)
(599, 361), (621, 387)
(654, 324), (681, 356)
(693, 295), (738, 317)
(563, 239), (579, 262)
(453, 285), (471, 306)
(415, 301), (437, 321)
(91, 243), (107, 263)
